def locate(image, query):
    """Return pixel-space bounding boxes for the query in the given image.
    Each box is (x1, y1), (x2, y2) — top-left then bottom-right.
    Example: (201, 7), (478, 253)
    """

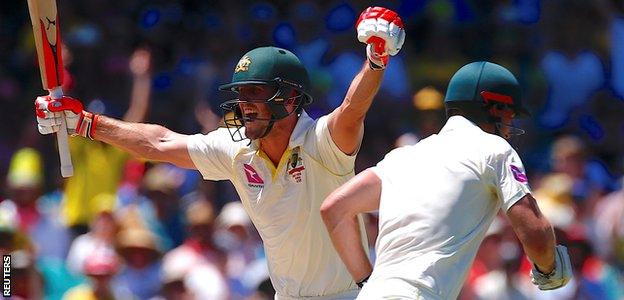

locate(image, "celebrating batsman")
(321, 62), (573, 299)
(34, 7), (405, 300)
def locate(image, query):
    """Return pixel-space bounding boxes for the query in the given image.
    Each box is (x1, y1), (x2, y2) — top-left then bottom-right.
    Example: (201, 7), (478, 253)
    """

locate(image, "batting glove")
(35, 95), (98, 140)
(356, 7), (406, 70)
(530, 245), (573, 290)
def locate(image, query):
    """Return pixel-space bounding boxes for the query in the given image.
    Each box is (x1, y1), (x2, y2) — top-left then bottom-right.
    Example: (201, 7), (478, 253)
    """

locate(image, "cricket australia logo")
(234, 56), (251, 73)
(287, 147), (305, 183)
(243, 164), (264, 188)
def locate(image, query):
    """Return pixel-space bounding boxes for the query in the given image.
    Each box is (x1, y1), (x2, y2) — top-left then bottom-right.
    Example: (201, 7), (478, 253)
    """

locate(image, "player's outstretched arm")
(35, 96), (196, 169)
(321, 169), (381, 284)
(507, 194), (573, 290)
(327, 7), (405, 155)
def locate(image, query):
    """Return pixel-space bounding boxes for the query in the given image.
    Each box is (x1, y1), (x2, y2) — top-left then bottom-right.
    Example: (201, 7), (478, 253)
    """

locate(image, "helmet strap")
(258, 120), (275, 139)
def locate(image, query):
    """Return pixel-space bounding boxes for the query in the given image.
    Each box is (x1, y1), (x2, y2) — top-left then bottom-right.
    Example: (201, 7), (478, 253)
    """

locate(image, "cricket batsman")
(321, 62), (573, 299)
(34, 7), (405, 300)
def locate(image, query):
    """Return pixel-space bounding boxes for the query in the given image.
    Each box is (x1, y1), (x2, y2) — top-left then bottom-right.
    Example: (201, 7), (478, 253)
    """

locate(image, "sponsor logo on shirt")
(510, 164), (528, 183)
(287, 148), (305, 183)
(243, 164), (264, 187)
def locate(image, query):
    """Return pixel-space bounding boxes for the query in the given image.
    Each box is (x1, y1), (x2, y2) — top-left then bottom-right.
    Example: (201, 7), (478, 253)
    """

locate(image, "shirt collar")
(439, 115), (483, 135)
(288, 110), (314, 148)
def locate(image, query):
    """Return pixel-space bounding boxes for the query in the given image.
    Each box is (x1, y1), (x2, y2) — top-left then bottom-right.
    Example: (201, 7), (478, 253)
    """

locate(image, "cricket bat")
(27, 0), (73, 177)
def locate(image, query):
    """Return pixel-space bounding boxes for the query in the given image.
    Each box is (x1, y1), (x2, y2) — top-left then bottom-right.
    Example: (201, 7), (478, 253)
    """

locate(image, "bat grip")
(50, 87), (74, 177)
(57, 119), (73, 177)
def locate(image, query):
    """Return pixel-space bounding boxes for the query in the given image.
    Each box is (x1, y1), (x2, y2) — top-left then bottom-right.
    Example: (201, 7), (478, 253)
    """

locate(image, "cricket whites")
(27, 0), (73, 177)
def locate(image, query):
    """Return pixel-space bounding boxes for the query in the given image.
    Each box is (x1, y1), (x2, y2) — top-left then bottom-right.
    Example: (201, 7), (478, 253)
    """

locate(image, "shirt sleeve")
(309, 115), (360, 176)
(187, 129), (235, 181)
(491, 143), (532, 212)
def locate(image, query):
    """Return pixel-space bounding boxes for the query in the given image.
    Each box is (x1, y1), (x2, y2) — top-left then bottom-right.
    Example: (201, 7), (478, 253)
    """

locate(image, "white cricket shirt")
(187, 111), (366, 299)
(360, 116), (531, 299)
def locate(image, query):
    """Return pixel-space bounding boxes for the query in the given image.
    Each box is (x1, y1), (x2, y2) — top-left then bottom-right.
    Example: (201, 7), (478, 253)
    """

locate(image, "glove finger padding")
(531, 245), (573, 290)
(38, 123), (59, 135)
(357, 18), (379, 45)
(387, 22), (406, 56)
(37, 112), (62, 127)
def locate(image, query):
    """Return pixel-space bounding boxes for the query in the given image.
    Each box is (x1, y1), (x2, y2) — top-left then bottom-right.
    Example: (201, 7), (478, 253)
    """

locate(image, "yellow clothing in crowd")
(62, 138), (129, 227)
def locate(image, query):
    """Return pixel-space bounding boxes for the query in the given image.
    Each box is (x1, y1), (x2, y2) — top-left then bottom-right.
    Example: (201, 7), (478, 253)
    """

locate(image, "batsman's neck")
(258, 115), (298, 166)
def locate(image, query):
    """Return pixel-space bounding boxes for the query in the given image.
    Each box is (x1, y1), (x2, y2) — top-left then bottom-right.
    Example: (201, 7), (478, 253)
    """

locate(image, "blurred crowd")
(1, 0), (623, 299)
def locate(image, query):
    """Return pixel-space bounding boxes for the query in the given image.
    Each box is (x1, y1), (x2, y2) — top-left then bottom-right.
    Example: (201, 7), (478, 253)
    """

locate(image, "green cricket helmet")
(219, 46), (313, 141)
(444, 61), (530, 136)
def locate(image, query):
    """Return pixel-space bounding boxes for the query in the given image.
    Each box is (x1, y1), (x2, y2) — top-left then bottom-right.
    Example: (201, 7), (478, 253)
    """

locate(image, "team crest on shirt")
(287, 147), (305, 183)
(510, 165), (528, 183)
(243, 163), (264, 188)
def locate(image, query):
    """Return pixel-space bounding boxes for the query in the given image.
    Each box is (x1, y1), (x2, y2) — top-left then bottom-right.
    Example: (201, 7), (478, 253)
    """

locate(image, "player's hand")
(356, 6), (405, 70)
(530, 245), (573, 290)
(35, 95), (98, 140)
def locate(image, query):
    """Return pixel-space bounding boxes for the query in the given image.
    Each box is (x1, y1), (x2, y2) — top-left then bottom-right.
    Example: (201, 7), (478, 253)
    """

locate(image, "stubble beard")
(244, 121), (270, 140)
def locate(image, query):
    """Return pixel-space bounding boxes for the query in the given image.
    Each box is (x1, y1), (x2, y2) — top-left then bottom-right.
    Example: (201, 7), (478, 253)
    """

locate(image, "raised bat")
(27, 0), (73, 177)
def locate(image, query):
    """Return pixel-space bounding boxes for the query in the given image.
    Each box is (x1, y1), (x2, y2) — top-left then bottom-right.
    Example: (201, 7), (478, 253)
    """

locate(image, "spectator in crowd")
(470, 218), (531, 300)
(63, 250), (134, 300)
(4, 147), (70, 261)
(533, 173), (576, 230)
(157, 199), (229, 299)
(114, 228), (162, 300)
(592, 178), (624, 299)
(158, 266), (192, 300)
(411, 86), (446, 140)
(214, 201), (263, 298)
(132, 163), (187, 250)
(550, 135), (616, 206)
(0, 201), (19, 254)
(66, 207), (118, 275)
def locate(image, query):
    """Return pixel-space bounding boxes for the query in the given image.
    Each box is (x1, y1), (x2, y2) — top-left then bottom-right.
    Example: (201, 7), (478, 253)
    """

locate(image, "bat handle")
(57, 119), (73, 177)
(50, 87), (74, 177)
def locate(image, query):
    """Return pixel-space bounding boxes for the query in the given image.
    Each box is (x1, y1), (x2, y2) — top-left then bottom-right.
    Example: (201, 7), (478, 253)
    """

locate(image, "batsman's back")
(368, 116), (530, 299)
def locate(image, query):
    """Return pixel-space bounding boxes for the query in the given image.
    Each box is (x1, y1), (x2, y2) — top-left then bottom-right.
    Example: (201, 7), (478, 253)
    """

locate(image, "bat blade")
(27, 0), (73, 178)
(27, 0), (64, 90)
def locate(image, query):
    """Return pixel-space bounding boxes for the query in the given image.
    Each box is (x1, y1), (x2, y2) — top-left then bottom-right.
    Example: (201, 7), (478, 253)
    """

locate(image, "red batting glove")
(35, 95), (99, 140)
(356, 7), (406, 70)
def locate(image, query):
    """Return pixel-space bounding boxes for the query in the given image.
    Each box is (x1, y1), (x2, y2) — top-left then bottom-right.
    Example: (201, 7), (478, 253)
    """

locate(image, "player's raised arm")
(320, 169), (381, 286)
(327, 7), (405, 155)
(35, 96), (195, 169)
